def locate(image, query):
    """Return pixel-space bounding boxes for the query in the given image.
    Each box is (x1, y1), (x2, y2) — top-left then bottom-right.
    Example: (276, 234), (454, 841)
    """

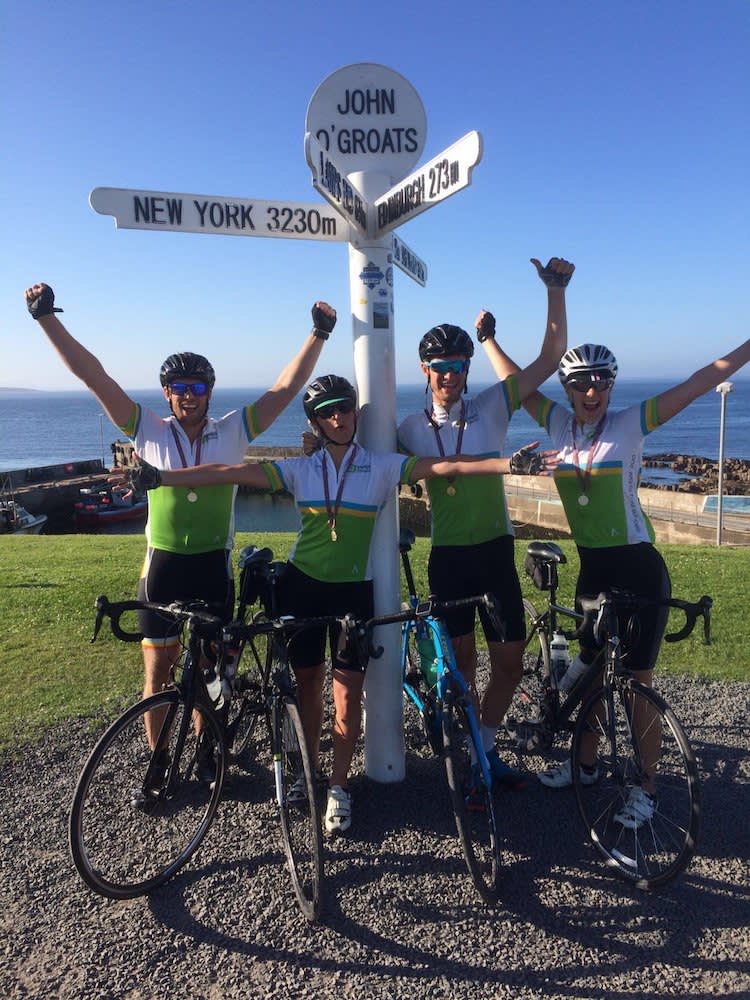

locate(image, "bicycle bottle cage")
(524, 541), (566, 591)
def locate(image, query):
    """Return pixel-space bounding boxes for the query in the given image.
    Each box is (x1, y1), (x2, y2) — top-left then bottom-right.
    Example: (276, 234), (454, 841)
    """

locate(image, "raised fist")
(25, 283), (63, 319)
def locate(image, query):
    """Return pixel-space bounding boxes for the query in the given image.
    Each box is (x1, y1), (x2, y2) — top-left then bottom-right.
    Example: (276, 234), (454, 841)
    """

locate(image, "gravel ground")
(1, 672), (748, 1000)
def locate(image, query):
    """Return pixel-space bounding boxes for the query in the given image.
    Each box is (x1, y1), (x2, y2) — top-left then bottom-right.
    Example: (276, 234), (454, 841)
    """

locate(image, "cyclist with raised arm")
(122, 374), (557, 834)
(482, 310), (750, 826)
(24, 282), (337, 790)
(397, 257), (575, 789)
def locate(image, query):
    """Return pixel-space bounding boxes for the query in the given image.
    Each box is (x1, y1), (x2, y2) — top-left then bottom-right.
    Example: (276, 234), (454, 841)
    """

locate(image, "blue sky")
(3, 0), (748, 390)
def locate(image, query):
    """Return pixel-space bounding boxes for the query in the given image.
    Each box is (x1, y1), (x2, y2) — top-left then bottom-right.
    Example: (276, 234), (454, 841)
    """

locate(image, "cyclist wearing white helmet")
(482, 292), (750, 825)
(123, 373), (558, 833)
(24, 281), (336, 788)
(399, 257), (575, 789)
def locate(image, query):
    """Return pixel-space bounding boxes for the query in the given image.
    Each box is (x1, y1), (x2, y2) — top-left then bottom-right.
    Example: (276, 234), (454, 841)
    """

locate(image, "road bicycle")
(359, 527), (505, 905)
(68, 567), (324, 921)
(505, 540), (711, 888)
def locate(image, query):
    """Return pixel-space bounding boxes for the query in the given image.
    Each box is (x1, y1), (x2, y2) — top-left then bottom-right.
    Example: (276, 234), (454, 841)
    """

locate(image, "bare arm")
(162, 462), (271, 490)
(655, 338), (750, 424)
(252, 301), (335, 433)
(476, 256), (574, 402)
(409, 443), (558, 482)
(25, 283), (136, 429)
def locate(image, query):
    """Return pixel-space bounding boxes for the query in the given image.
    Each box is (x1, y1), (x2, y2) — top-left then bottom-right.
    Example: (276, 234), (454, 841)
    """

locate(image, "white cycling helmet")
(558, 344), (618, 385)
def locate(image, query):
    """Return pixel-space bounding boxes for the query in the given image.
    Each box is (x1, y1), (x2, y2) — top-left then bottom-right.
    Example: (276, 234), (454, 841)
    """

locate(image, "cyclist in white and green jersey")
(126, 374), (557, 834)
(484, 317), (750, 827)
(398, 257), (575, 790)
(25, 282), (336, 777)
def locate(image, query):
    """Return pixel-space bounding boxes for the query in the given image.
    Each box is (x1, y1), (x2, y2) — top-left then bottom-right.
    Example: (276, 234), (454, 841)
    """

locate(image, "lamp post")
(715, 381), (734, 546)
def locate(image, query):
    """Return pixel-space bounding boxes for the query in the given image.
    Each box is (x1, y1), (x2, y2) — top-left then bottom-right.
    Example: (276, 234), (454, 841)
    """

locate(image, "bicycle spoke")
(572, 680), (700, 888)
(69, 691), (225, 899)
(442, 693), (501, 904)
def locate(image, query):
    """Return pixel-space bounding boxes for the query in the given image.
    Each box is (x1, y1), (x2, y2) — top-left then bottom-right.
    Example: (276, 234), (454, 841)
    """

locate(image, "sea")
(2, 379), (749, 472)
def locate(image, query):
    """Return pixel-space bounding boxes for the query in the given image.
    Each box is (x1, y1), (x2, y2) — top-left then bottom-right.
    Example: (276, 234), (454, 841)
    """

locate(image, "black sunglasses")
(315, 399), (355, 419)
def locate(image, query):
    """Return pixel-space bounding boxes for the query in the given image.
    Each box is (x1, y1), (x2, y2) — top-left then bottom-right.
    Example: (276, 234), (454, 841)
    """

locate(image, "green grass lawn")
(0, 532), (747, 750)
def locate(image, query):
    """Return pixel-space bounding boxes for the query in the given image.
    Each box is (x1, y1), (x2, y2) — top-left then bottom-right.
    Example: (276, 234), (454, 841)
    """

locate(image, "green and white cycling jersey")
(121, 403), (261, 554)
(262, 447), (418, 583)
(532, 394), (662, 548)
(397, 377), (521, 547)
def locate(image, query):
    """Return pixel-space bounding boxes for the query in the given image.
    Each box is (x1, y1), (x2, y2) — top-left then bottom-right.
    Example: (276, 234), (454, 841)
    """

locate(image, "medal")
(578, 494), (589, 506)
(187, 491), (198, 503)
(446, 484), (456, 497)
(322, 445), (358, 546)
(426, 401), (466, 498)
(571, 416), (605, 508)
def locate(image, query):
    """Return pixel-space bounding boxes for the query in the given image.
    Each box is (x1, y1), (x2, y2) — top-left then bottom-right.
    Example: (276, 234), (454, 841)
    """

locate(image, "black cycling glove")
(536, 259), (573, 288)
(130, 460), (162, 492)
(476, 311), (496, 343)
(311, 303), (337, 340)
(27, 284), (63, 319)
(509, 446), (545, 476)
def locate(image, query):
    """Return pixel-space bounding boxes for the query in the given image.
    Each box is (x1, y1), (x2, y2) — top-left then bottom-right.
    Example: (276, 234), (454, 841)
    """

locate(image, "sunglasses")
(315, 399), (355, 419)
(567, 376), (615, 393)
(427, 359), (469, 375)
(168, 381), (210, 397)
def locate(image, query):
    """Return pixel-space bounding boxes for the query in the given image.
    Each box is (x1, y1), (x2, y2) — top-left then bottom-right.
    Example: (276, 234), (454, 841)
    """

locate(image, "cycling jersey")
(262, 447), (418, 583)
(532, 395), (662, 548)
(122, 403), (261, 554)
(397, 377), (521, 546)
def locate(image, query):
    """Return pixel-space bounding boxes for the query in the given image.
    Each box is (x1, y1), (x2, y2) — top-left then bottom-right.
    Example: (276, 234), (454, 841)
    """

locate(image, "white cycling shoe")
(538, 758), (599, 788)
(325, 784), (352, 835)
(614, 786), (656, 829)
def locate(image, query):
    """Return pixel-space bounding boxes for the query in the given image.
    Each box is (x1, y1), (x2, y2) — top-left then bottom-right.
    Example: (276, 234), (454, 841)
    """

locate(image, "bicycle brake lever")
(700, 595), (713, 645)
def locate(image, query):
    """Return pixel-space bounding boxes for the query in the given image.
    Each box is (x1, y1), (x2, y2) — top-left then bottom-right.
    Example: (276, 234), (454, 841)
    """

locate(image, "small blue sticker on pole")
(360, 261), (384, 289)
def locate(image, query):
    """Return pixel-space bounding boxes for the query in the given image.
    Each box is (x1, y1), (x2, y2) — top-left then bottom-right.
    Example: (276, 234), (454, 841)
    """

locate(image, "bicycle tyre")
(273, 694), (324, 921)
(572, 678), (701, 889)
(69, 689), (226, 899)
(226, 631), (269, 762)
(503, 599), (551, 751)
(442, 690), (501, 905)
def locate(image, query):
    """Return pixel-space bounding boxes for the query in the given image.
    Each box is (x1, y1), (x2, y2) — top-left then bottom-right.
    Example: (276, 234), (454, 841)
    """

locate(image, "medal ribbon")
(425, 402), (465, 493)
(321, 444), (358, 541)
(169, 421), (204, 468)
(570, 416), (605, 499)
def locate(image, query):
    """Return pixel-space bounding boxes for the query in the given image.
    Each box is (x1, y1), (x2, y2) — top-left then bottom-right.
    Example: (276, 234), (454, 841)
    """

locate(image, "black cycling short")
(277, 561), (374, 673)
(137, 547), (235, 644)
(576, 542), (671, 670)
(428, 534), (525, 643)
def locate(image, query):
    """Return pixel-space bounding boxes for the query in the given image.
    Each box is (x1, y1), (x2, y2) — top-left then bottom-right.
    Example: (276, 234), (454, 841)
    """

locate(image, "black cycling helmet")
(159, 352), (216, 388)
(418, 324), (475, 362)
(303, 375), (357, 420)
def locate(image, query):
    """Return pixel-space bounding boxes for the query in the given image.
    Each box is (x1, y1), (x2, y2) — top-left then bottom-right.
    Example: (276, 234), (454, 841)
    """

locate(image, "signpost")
(91, 62), (481, 784)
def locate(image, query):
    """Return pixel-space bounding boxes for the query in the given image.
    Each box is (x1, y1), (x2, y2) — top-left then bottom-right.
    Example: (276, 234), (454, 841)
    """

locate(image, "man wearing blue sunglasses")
(398, 257), (574, 787)
(25, 281), (336, 786)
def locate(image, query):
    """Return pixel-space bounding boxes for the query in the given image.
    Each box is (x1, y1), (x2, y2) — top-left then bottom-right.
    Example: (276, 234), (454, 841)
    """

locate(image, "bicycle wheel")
(226, 633), (269, 762)
(504, 599), (551, 751)
(273, 694), (324, 921)
(572, 679), (701, 888)
(442, 690), (501, 904)
(69, 690), (226, 899)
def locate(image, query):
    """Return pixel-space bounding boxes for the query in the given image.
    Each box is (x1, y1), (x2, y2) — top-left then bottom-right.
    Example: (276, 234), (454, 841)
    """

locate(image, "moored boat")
(74, 486), (148, 526)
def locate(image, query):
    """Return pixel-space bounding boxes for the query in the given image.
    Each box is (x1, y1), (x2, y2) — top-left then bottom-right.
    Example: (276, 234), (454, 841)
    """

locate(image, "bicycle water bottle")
(550, 631), (570, 685)
(558, 652), (588, 694)
(416, 633), (438, 687)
